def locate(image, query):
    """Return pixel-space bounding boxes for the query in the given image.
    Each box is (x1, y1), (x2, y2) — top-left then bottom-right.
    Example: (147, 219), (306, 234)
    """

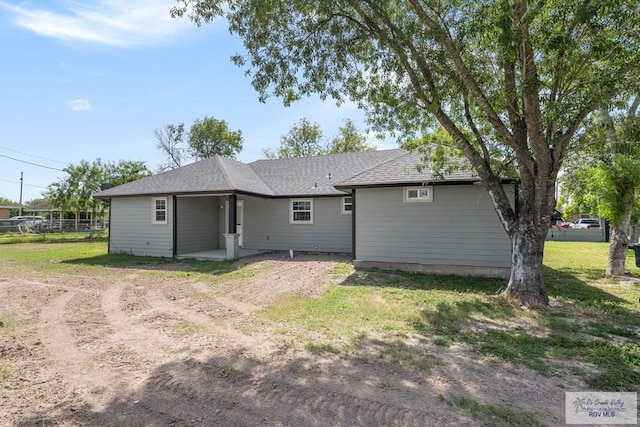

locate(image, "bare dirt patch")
(1, 252), (572, 426)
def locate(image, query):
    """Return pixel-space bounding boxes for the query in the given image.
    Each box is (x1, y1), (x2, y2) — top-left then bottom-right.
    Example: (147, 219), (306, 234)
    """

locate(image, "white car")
(568, 218), (601, 229)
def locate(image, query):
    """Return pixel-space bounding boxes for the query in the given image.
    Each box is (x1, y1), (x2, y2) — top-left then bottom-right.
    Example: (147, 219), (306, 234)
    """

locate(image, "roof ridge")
(335, 149), (409, 185)
(214, 156), (235, 189)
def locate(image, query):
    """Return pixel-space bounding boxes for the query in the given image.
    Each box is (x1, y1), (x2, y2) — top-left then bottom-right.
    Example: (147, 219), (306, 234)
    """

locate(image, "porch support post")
(229, 194), (237, 234)
(224, 233), (240, 260)
(225, 194), (239, 260)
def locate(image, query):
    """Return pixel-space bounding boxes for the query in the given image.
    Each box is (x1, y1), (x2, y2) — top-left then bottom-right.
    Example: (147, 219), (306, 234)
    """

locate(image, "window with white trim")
(403, 186), (433, 203)
(341, 196), (353, 214)
(152, 197), (168, 224)
(290, 199), (313, 224)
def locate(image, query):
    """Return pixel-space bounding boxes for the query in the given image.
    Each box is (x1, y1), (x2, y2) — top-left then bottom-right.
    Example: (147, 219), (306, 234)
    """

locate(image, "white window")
(152, 197), (168, 224)
(290, 199), (313, 224)
(342, 196), (353, 214)
(403, 186), (433, 203)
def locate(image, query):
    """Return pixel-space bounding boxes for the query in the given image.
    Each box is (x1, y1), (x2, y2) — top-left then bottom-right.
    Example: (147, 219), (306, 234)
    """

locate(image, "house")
(0, 205), (15, 220)
(94, 149), (515, 277)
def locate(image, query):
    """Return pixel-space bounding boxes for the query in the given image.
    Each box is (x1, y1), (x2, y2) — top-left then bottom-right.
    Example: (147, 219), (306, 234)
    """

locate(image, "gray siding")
(241, 195), (351, 253)
(355, 185), (512, 268)
(109, 197), (174, 257)
(176, 196), (221, 254)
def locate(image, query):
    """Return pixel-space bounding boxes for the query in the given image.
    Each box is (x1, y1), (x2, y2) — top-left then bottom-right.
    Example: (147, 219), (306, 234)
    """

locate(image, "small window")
(152, 197), (167, 224)
(290, 199), (313, 224)
(342, 196), (353, 214)
(403, 186), (433, 203)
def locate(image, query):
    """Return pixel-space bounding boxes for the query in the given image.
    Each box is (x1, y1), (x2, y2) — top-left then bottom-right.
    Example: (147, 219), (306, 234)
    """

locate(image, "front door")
(236, 200), (244, 247)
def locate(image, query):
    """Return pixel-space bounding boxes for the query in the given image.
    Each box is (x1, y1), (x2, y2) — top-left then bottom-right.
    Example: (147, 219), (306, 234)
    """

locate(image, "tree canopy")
(188, 116), (243, 160)
(155, 117), (243, 170)
(174, 0), (640, 306)
(265, 117), (375, 158)
(47, 159), (151, 215)
(559, 96), (640, 275)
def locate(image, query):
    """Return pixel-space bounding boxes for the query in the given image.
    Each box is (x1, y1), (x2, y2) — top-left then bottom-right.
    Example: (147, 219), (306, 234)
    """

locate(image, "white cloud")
(0, 0), (198, 47)
(69, 99), (92, 112)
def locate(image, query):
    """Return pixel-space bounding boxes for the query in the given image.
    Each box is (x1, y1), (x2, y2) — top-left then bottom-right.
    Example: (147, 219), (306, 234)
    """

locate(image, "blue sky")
(0, 1), (395, 203)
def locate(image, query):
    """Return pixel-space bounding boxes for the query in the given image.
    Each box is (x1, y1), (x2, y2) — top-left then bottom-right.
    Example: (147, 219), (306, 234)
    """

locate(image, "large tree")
(266, 117), (375, 158)
(327, 118), (376, 154)
(188, 116), (243, 160)
(48, 159), (151, 220)
(174, 0), (640, 306)
(560, 96), (640, 276)
(264, 117), (324, 158)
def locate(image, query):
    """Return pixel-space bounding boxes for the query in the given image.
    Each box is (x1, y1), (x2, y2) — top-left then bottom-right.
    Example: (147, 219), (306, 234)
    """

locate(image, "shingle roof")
(94, 148), (477, 199)
(335, 151), (477, 187)
(96, 156), (273, 198)
(248, 149), (406, 196)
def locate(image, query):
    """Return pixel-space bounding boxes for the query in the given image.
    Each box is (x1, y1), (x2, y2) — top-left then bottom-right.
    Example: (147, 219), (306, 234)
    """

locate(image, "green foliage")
(264, 117), (324, 158)
(560, 103), (640, 224)
(174, 0), (640, 306)
(266, 117), (376, 158)
(46, 159), (151, 214)
(0, 196), (18, 206)
(326, 119), (375, 154)
(188, 116), (243, 160)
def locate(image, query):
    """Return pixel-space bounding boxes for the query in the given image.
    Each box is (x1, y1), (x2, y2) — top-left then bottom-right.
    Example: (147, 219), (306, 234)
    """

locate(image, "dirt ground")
(0, 252), (576, 426)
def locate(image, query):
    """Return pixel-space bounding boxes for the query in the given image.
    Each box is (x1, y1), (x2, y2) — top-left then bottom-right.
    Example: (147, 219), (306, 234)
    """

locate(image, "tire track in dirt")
(38, 291), (118, 401)
(146, 287), (254, 346)
(132, 359), (473, 427)
(102, 282), (189, 362)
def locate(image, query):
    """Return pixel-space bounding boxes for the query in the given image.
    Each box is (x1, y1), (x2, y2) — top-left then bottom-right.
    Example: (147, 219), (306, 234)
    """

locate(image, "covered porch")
(175, 193), (245, 260)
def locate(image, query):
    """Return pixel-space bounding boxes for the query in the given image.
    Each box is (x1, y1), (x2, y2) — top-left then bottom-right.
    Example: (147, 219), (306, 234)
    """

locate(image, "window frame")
(341, 196), (353, 215)
(152, 197), (168, 224)
(289, 199), (313, 224)
(403, 186), (433, 203)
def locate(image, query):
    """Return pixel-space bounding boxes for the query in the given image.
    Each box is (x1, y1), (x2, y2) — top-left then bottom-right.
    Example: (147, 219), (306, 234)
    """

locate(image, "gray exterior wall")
(109, 197), (174, 257)
(176, 196), (221, 254)
(355, 185), (513, 269)
(241, 195), (352, 253)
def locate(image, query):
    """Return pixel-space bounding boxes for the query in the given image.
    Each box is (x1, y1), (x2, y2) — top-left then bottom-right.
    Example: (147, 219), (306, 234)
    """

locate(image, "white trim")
(341, 196), (353, 214)
(152, 197), (168, 224)
(403, 186), (433, 203)
(290, 199), (313, 224)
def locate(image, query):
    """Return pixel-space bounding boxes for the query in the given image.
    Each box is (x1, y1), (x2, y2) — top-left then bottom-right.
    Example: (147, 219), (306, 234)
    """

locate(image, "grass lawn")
(0, 239), (638, 425)
(261, 241), (640, 393)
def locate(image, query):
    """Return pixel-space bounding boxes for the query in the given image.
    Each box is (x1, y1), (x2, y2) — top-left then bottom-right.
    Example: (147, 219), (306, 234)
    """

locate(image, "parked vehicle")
(568, 218), (601, 229)
(9, 215), (47, 225)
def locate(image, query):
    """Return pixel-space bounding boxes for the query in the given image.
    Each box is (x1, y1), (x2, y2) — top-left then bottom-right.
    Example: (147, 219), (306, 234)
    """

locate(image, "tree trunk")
(505, 222), (550, 307)
(606, 190), (634, 276)
(607, 226), (629, 276)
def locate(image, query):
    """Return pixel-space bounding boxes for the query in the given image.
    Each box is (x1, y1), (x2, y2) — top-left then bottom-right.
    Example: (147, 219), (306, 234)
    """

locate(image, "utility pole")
(19, 172), (23, 216)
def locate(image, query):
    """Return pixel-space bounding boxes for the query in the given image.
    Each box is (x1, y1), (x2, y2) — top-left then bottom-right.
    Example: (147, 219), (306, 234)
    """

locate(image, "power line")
(0, 178), (49, 189)
(0, 153), (65, 171)
(0, 145), (67, 165)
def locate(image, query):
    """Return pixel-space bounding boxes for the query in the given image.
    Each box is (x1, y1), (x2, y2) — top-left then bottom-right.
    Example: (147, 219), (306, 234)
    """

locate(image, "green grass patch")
(0, 231), (107, 245)
(260, 241), (640, 389)
(0, 364), (10, 382)
(443, 395), (546, 427)
(0, 315), (18, 336)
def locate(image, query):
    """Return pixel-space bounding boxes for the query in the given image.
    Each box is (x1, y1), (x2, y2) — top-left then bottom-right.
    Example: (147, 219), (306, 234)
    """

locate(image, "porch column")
(225, 194), (239, 260)
(229, 194), (237, 234)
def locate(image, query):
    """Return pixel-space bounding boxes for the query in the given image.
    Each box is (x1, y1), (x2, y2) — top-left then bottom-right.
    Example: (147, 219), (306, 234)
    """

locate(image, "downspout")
(172, 195), (177, 257)
(107, 199), (112, 254)
(351, 189), (356, 260)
